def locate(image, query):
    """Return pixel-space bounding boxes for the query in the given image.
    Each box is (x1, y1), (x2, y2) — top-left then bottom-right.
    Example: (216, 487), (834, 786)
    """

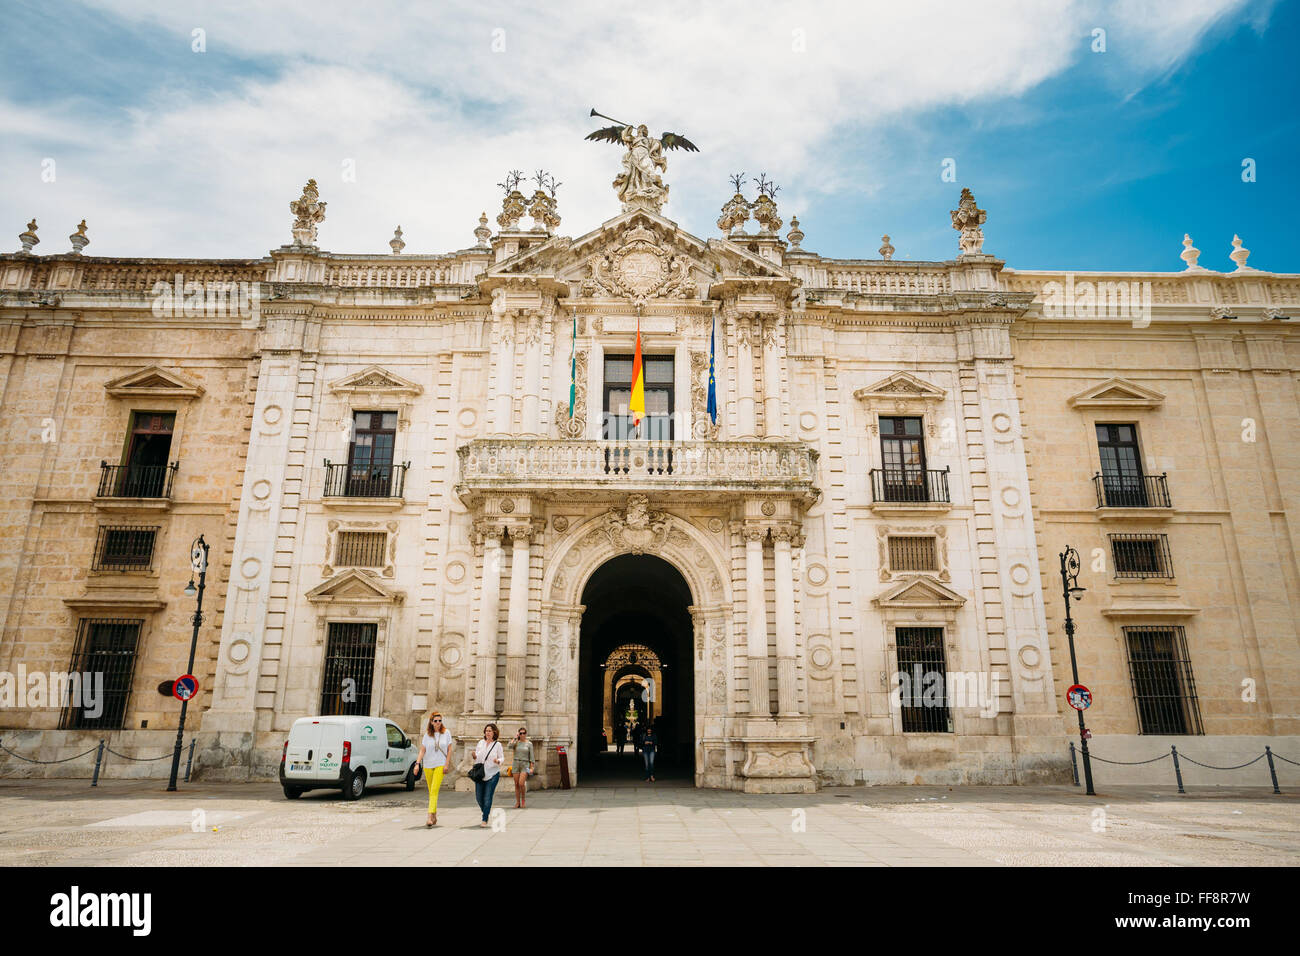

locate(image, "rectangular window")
(60, 619), (142, 730)
(335, 531), (387, 568)
(1110, 534), (1174, 578)
(107, 412), (176, 497)
(1096, 423), (1148, 507)
(878, 416), (928, 501)
(888, 535), (937, 572)
(319, 622), (377, 716)
(1124, 626), (1203, 735)
(346, 411), (398, 495)
(603, 354), (674, 440)
(92, 526), (159, 572)
(895, 626), (952, 733)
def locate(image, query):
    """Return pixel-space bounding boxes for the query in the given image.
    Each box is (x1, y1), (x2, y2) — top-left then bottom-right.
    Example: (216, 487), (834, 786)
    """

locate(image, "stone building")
(1, 148), (1297, 791)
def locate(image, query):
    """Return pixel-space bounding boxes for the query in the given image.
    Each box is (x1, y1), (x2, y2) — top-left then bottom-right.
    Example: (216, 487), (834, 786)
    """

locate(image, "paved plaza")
(0, 778), (1295, 867)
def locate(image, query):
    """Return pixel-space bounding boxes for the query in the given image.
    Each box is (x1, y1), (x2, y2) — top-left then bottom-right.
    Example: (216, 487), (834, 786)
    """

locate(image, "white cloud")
(0, 0), (1254, 257)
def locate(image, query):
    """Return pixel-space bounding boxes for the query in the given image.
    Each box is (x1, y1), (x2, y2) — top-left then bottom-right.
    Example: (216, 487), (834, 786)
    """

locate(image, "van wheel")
(342, 769), (366, 800)
(282, 785), (303, 800)
(404, 763), (418, 791)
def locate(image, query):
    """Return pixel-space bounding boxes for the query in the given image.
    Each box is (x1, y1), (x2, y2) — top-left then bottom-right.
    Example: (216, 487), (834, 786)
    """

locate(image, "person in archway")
(416, 712), (453, 827)
(613, 720), (627, 754)
(470, 723), (505, 827)
(641, 721), (658, 782)
(511, 726), (535, 809)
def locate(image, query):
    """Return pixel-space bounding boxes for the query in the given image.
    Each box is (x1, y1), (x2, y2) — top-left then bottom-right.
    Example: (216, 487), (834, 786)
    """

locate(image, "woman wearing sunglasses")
(511, 727), (536, 808)
(415, 712), (453, 827)
(470, 723), (505, 827)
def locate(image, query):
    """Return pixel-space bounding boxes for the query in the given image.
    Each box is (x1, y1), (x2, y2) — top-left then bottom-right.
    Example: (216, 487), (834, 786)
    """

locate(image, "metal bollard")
(1265, 746), (1281, 794)
(1171, 745), (1185, 794)
(1069, 742), (1079, 787)
(91, 739), (105, 787)
(184, 739), (195, 783)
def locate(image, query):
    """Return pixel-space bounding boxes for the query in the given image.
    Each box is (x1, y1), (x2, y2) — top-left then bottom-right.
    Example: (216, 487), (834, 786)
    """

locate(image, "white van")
(280, 716), (419, 800)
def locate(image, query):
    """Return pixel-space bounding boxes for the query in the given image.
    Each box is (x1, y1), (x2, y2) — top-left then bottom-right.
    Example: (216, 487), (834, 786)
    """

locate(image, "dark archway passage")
(577, 554), (695, 782)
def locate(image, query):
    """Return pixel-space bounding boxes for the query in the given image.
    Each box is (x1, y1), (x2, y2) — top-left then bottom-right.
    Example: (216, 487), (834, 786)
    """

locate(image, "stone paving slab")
(0, 778), (1295, 866)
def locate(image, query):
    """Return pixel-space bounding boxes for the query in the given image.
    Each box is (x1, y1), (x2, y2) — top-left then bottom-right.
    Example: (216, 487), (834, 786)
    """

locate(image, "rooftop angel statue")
(586, 109), (699, 213)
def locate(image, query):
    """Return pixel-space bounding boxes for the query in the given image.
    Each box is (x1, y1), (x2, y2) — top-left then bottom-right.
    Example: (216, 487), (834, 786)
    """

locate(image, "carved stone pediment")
(580, 223), (699, 303)
(872, 576), (966, 609)
(854, 372), (946, 434)
(1067, 377), (1164, 409)
(328, 365), (423, 397)
(306, 568), (405, 605)
(599, 494), (670, 554)
(104, 365), (204, 399)
(853, 371), (946, 404)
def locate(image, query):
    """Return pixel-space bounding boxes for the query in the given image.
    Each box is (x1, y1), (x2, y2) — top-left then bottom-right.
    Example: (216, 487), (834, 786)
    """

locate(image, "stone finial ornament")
(1180, 234), (1203, 271)
(496, 170), (527, 230)
(389, 225), (405, 255)
(69, 219), (90, 254)
(18, 219), (39, 254)
(786, 216), (804, 249)
(717, 192), (750, 235)
(289, 179), (326, 246)
(879, 235), (895, 260)
(950, 188), (986, 255)
(1229, 234), (1255, 272)
(474, 212), (492, 247)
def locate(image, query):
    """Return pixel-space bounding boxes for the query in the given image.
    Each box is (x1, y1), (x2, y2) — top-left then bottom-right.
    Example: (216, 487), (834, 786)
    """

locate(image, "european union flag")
(707, 313), (717, 424)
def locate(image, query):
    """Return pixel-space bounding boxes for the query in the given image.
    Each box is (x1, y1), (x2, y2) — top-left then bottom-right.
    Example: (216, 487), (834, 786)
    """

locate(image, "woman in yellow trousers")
(415, 713), (453, 827)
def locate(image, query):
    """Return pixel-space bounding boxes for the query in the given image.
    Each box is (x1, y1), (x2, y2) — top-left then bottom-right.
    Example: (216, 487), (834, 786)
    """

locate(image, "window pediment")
(872, 576), (966, 609)
(328, 366), (423, 397)
(1068, 378), (1164, 409)
(305, 568), (405, 606)
(104, 366), (204, 400)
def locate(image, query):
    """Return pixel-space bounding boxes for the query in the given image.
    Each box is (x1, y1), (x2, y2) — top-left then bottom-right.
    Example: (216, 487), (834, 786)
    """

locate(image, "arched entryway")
(577, 554), (694, 781)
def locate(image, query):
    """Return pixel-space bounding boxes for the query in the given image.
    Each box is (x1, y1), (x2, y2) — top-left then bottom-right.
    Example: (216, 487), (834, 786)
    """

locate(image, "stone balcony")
(455, 438), (820, 503)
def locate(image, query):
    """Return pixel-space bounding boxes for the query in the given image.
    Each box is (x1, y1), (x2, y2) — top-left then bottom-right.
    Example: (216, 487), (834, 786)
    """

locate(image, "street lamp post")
(1059, 544), (1096, 796)
(168, 534), (208, 792)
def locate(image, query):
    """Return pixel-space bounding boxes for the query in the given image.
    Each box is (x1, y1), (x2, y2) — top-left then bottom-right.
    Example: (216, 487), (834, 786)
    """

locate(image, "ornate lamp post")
(168, 534), (208, 792)
(1059, 545), (1095, 796)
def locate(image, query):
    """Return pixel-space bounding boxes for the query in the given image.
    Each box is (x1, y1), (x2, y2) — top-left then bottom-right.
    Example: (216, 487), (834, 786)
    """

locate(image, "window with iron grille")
(895, 626), (952, 733)
(335, 531), (387, 568)
(319, 622), (377, 716)
(93, 526), (159, 571)
(1123, 626), (1203, 735)
(1110, 534), (1173, 578)
(888, 535), (938, 572)
(60, 618), (142, 729)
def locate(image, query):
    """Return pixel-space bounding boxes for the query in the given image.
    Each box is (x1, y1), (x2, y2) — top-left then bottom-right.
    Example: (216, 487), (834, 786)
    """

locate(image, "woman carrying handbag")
(469, 723), (505, 827)
(512, 727), (536, 809)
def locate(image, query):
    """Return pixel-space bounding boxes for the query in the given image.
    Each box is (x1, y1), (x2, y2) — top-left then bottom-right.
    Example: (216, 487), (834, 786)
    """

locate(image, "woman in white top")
(415, 712), (453, 827)
(471, 723), (505, 828)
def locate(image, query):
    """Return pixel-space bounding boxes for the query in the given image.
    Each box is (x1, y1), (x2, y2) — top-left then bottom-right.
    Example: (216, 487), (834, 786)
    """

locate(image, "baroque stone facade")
(1, 169), (1297, 790)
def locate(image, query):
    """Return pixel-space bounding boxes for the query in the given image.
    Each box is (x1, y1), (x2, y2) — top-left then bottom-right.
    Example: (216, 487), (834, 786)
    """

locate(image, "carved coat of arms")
(601, 494), (670, 554)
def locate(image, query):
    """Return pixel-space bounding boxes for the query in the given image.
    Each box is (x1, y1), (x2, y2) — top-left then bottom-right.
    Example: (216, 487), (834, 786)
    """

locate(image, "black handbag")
(468, 740), (497, 782)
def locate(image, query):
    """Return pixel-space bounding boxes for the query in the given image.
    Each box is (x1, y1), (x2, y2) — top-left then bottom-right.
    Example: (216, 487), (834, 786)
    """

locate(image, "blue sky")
(1, 0), (1294, 272)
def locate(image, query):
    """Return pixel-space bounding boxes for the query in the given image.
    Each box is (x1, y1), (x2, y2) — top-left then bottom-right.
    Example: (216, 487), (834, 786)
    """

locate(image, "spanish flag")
(630, 319), (645, 427)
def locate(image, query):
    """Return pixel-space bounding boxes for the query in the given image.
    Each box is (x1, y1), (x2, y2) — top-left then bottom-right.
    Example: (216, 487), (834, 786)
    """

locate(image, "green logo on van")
(364, 724), (374, 734)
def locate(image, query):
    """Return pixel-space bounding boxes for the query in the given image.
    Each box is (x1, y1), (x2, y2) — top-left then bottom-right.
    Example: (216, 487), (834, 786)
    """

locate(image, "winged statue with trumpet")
(586, 109), (699, 212)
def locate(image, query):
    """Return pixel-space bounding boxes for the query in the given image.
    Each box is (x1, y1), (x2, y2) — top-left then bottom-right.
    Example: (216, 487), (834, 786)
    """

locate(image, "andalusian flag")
(568, 310), (576, 418)
(630, 318), (646, 427)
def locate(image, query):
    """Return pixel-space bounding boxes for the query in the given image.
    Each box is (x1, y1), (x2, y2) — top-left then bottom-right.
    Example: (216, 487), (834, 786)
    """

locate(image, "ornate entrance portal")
(578, 556), (693, 780)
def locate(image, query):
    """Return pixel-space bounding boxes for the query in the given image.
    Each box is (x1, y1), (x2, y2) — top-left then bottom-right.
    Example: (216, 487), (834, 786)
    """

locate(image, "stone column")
(744, 527), (770, 714)
(762, 317), (783, 438)
(735, 317), (758, 439)
(475, 527), (504, 714)
(772, 528), (799, 716)
(503, 524), (533, 715)
(492, 314), (517, 436)
(520, 312), (543, 436)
